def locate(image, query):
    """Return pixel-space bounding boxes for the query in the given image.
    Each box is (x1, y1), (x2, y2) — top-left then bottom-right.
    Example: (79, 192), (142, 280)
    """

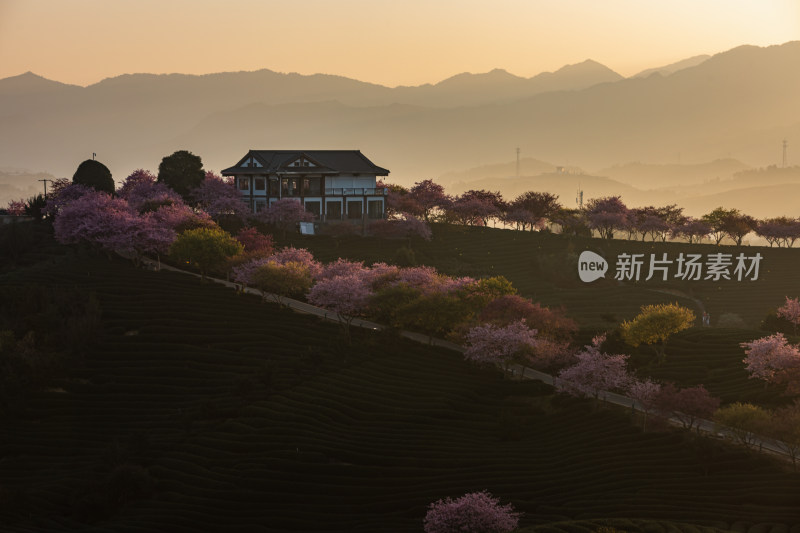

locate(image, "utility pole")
(783, 139), (788, 168)
(38, 178), (52, 199)
(516, 147), (520, 177)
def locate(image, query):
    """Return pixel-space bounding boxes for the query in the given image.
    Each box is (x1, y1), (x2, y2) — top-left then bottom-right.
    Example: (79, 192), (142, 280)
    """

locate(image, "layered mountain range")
(1, 41), (798, 214)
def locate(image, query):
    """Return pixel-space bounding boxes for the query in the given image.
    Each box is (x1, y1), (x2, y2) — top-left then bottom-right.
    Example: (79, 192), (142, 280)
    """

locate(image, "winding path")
(137, 255), (796, 465)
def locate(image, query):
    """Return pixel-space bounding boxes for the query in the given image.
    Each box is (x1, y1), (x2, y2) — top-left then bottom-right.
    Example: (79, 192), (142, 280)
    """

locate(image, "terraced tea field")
(283, 225), (800, 329)
(2, 246), (800, 531)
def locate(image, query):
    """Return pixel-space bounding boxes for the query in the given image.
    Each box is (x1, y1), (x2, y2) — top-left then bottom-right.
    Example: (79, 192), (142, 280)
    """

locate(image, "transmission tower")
(783, 139), (788, 168)
(516, 147), (520, 177)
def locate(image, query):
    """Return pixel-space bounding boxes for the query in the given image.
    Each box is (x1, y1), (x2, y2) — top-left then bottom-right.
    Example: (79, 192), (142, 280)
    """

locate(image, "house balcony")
(324, 187), (388, 196)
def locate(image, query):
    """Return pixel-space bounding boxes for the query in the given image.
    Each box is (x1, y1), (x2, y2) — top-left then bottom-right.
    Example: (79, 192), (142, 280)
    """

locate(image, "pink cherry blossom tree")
(257, 198), (313, 237)
(190, 171), (249, 221)
(391, 265), (442, 293)
(307, 272), (373, 341)
(423, 491), (520, 533)
(464, 319), (538, 377)
(235, 226), (274, 254)
(52, 190), (134, 253)
(670, 217), (712, 244)
(556, 335), (631, 402)
(653, 383), (719, 431)
(628, 378), (662, 430)
(44, 183), (93, 216)
(478, 294), (577, 343)
(741, 333), (800, 388)
(118, 169), (182, 213)
(129, 212), (176, 268)
(407, 179), (450, 222)
(268, 246), (322, 278)
(777, 296), (800, 334)
(316, 258), (367, 281)
(586, 196), (629, 240)
(117, 169), (156, 196)
(445, 196), (499, 226)
(150, 203), (216, 233)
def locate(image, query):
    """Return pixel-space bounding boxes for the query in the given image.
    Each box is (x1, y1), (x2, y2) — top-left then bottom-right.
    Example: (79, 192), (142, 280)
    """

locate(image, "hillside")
(2, 226), (800, 531)
(281, 224), (800, 330)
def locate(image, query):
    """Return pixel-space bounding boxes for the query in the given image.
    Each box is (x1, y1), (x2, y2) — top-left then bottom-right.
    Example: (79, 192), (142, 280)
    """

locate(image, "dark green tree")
(157, 150), (205, 200)
(73, 159), (114, 194)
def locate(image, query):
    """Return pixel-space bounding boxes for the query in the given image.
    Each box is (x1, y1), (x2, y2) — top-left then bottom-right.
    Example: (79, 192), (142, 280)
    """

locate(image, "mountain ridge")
(0, 41), (797, 189)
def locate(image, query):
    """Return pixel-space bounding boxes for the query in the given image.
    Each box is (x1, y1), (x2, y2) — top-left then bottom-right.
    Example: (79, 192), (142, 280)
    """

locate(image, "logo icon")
(578, 251), (608, 283)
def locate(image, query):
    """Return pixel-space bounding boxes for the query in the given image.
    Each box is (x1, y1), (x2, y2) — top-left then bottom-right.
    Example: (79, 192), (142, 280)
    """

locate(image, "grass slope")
(2, 243), (800, 531)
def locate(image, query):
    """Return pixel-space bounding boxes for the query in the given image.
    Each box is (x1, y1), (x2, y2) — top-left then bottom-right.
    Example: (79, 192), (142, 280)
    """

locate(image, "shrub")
(423, 491), (520, 533)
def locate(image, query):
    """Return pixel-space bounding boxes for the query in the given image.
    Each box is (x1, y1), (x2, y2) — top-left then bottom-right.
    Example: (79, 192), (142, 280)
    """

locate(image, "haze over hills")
(444, 160), (800, 218)
(0, 41), (797, 210)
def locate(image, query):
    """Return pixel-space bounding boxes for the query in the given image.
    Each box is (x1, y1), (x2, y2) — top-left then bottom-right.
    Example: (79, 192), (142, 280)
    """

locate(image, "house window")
(269, 178), (279, 195)
(254, 177), (266, 191)
(326, 201), (342, 220)
(282, 178), (299, 196)
(255, 199), (267, 213)
(238, 177), (250, 191)
(305, 201), (321, 219)
(368, 200), (383, 219)
(347, 200), (362, 220)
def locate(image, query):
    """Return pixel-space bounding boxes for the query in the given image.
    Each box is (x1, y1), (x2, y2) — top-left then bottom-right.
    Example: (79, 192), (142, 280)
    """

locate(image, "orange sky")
(0, 0), (798, 86)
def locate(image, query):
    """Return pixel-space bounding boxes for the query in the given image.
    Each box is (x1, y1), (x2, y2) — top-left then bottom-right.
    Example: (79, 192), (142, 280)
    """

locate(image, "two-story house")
(221, 150), (390, 222)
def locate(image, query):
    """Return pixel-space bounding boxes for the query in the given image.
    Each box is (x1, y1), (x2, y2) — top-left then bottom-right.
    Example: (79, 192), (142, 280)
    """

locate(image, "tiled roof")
(221, 150), (390, 176)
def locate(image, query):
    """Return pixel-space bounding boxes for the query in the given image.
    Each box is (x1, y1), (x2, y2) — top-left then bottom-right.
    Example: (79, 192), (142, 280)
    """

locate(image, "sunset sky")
(0, 0), (798, 86)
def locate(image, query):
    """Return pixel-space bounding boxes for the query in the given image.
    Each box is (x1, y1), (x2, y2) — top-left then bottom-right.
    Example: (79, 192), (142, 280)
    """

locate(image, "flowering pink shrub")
(423, 491), (520, 533)
(557, 335), (631, 399)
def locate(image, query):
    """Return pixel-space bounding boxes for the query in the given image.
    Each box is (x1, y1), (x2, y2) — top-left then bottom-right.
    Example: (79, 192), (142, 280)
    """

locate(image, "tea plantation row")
(1, 247), (800, 531)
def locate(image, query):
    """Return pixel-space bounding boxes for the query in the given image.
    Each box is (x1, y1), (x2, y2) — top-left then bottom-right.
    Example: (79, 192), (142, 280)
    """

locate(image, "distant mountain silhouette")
(0, 41), (797, 190)
(439, 157), (561, 186)
(596, 159), (750, 187)
(632, 54), (711, 78)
